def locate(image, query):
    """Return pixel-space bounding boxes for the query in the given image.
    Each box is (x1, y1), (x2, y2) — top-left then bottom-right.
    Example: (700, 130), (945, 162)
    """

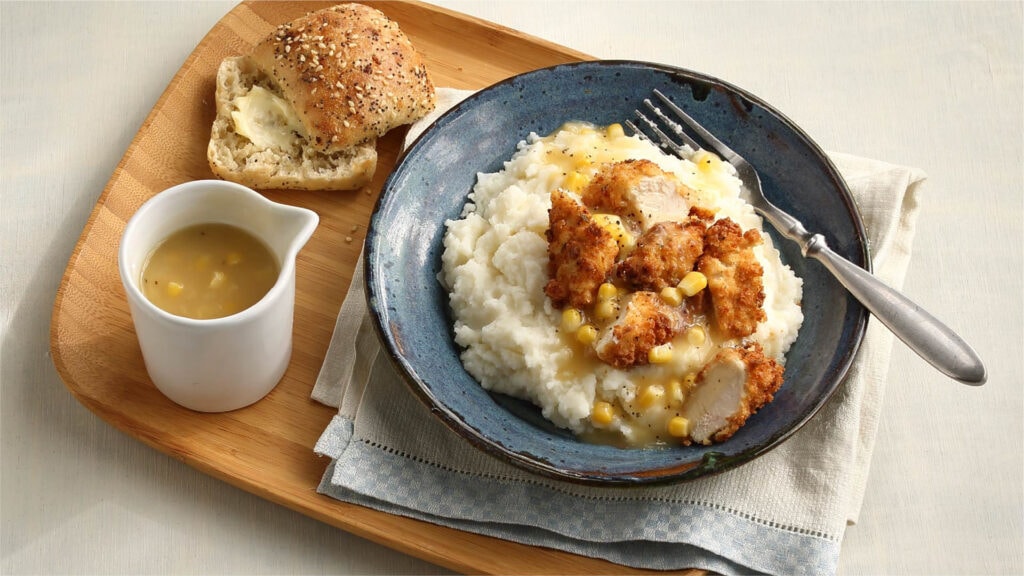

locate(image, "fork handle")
(804, 234), (987, 384)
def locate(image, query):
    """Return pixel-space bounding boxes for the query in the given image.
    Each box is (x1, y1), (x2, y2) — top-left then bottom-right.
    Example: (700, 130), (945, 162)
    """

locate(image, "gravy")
(141, 223), (279, 320)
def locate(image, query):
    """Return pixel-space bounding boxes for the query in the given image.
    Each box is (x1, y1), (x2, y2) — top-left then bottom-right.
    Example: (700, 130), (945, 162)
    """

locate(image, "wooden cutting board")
(49, 2), (701, 573)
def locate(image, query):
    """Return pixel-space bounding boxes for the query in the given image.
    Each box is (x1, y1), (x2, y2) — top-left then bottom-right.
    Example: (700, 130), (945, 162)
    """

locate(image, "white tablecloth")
(2, 2), (1020, 574)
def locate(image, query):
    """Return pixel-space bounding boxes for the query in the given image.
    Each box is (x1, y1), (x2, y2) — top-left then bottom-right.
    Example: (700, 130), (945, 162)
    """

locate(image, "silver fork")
(627, 89), (986, 385)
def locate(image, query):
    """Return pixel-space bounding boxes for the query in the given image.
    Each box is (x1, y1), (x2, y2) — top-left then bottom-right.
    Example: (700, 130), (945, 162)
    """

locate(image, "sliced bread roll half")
(207, 2), (437, 191)
(208, 55), (377, 191)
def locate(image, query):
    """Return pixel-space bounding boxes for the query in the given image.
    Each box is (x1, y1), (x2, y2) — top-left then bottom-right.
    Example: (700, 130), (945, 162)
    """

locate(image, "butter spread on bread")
(231, 86), (307, 149)
(208, 3), (436, 191)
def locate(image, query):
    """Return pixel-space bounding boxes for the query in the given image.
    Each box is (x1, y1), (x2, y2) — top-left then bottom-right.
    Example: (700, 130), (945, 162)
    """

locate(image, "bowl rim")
(365, 59), (870, 485)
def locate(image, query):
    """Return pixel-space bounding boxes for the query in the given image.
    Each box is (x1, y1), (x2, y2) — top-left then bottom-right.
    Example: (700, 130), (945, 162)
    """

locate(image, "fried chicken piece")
(544, 189), (619, 309)
(594, 291), (686, 369)
(616, 219), (708, 291)
(688, 205), (717, 223)
(681, 343), (784, 444)
(697, 218), (766, 338)
(580, 159), (692, 231)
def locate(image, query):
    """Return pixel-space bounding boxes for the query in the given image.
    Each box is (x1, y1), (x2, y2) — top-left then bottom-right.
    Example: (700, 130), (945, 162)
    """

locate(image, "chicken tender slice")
(681, 343), (784, 444)
(580, 159), (692, 231)
(594, 291), (686, 369)
(697, 218), (766, 338)
(544, 189), (619, 309)
(616, 219), (707, 291)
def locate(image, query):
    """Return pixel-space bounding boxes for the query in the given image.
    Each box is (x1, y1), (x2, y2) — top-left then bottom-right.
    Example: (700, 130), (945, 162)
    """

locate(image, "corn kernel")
(648, 343), (673, 364)
(561, 308), (583, 332)
(678, 271), (708, 297)
(598, 282), (618, 300)
(637, 384), (665, 409)
(605, 123), (625, 138)
(576, 324), (598, 345)
(668, 416), (691, 438)
(166, 281), (184, 297)
(591, 401), (614, 425)
(595, 299), (619, 320)
(208, 270), (226, 289)
(686, 326), (706, 347)
(591, 213), (619, 231)
(659, 286), (683, 306)
(563, 171), (589, 192)
(667, 378), (685, 404)
(683, 372), (697, 388)
(573, 153), (592, 169)
(591, 214), (635, 252)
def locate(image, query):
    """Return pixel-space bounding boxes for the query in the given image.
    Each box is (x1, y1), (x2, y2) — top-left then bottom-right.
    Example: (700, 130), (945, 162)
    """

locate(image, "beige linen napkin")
(312, 88), (925, 574)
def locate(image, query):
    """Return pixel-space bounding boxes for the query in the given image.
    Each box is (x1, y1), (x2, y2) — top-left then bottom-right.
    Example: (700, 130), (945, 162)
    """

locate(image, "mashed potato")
(441, 122), (803, 447)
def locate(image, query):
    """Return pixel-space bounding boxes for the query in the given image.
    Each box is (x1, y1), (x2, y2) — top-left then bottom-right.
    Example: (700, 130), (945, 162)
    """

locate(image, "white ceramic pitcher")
(118, 180), (319, 412)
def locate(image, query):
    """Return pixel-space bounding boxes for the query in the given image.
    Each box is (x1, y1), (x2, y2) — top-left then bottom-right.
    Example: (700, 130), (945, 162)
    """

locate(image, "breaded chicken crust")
(544, 189), (619, 309)
(616, 219), (707, 291)
(594, 291), (686, 369)
(698, 218), (766, 338)
(580, 159), (691, 230)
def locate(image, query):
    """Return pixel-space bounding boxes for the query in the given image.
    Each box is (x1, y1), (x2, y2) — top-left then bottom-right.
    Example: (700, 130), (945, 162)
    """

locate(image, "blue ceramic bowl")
(365, 60), (869, 485)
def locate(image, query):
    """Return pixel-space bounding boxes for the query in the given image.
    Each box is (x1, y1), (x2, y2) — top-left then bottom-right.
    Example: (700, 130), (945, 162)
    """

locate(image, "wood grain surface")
(48, 1), (700, 574)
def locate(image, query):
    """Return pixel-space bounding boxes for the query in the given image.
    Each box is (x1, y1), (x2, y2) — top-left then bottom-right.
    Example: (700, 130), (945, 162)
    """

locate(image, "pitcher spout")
(271, 203), (319, 259)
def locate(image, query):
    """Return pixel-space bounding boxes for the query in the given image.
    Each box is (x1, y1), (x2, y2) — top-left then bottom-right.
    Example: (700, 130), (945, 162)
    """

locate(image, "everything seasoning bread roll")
(207, 3), (437, 191)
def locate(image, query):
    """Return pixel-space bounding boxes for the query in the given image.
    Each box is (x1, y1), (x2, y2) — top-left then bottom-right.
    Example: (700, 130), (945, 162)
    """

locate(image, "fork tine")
(640, 97), (701, 151)
(652, 89), (740, 165)
(624, 114), (689, 159)
(621, 119), (650, 144)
